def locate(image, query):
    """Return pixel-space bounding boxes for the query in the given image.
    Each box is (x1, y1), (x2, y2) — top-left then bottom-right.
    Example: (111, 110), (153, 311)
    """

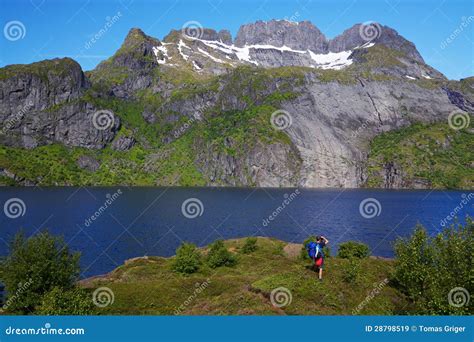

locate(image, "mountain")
(0, 20), (473, 188)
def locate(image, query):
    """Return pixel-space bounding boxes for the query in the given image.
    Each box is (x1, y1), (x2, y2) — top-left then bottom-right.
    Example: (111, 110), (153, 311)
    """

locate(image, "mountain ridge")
(0, 19), (472, 188)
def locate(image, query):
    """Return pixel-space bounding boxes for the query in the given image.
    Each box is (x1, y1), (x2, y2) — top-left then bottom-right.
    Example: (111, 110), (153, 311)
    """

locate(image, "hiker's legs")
(318, 267), (323, 279)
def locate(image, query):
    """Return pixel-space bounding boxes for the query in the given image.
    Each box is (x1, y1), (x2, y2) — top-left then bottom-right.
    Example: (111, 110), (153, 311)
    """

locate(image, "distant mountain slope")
(0, 20), (472, 188)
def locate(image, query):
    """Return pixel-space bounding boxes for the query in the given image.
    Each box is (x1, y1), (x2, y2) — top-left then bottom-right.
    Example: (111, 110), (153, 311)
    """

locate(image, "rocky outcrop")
(0, 58), (119, 149)
(77, 155), (101, 172)
(235, 20), (328, 53)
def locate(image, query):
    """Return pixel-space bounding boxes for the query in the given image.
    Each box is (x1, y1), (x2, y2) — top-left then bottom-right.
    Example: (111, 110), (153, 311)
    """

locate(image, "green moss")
(0, 58), (79, 82)
(366, 120), (474, 189)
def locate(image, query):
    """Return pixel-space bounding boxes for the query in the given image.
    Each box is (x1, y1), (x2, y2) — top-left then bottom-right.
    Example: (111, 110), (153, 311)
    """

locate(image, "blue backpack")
(306, 241), (321, 259)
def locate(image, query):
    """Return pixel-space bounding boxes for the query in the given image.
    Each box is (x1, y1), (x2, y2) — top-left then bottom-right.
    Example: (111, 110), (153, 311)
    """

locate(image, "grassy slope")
(82, 237), (406, 315)
(366, 121), (474, 189)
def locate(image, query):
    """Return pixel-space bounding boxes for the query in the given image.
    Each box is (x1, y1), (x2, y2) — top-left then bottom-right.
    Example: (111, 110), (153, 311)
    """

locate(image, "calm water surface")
(0, 187), (472, 278)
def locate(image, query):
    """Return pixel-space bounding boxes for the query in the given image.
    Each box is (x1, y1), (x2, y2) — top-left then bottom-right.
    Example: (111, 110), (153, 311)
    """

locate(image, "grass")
(366, 120), (474, 189)
(82, 237), (406, 315)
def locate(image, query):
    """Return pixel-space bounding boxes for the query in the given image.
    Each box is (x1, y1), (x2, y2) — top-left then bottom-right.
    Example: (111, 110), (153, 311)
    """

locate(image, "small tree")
(241, 237), (258, 254)
(394, 219), (473, 314)
(172, 243), (202, 274)
(37, 287), (95, 315)
(337, 241), (370, 259)
(207, 240), (237, 268)
(0, 231), (80, 314)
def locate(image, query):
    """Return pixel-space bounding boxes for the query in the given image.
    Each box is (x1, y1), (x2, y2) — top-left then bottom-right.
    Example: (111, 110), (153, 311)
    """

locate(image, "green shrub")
(337, 241), (370, 259)
(241, 237), (258, 254)
(341, 258), (361, 283)
(0, 231), (80, 314)
(206, 240), (237, 268)
(172, 243), (202, 274)
(37, 287), (95, 315)
(394, 219), (473, 314)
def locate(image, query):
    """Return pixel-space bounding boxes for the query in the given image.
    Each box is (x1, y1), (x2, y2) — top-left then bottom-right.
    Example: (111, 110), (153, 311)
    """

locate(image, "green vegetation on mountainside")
(366, 120), (474, 189)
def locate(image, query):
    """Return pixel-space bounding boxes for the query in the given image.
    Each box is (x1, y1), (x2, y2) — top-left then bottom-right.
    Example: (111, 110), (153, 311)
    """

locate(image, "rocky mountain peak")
(329, 23), (424, 62)
(234, 19), (328, 53)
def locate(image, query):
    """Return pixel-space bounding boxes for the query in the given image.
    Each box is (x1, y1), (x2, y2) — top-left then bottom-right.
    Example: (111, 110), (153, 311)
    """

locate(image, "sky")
(0, 0), (473, 80)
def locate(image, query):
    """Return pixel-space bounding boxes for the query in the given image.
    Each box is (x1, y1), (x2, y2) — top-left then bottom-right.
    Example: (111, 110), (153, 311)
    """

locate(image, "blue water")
(0, 187), (472, 278)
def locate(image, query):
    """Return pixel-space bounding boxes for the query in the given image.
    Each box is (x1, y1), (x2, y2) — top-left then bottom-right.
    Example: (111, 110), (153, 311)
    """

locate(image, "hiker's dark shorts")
(314, 257), (324, 269)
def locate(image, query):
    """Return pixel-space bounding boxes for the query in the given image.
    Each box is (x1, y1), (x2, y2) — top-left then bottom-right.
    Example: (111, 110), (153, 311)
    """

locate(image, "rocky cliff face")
(0, 58), (119, 149)
(0, 20), (472, 188)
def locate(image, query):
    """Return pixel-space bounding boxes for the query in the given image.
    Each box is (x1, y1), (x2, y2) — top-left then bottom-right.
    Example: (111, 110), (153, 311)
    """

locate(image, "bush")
(394, 219), (473, 314)
(341, 258), (361, 283)
(300, 236), (331, 260)
(241, 237), (258, 254)
(337, 241), (370, 259)
(37, 287), (95, 315)
(206, 240), (237, 268)
(172, 243), (202, 274)
(0, 231), (80, 314)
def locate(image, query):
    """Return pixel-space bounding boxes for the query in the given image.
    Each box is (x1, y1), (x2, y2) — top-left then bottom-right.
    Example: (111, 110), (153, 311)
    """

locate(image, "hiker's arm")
(322, 236), (329, 244)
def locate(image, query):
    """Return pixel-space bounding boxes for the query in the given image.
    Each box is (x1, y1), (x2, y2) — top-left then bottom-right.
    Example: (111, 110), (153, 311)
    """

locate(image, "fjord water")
(0, 187), (472, 278)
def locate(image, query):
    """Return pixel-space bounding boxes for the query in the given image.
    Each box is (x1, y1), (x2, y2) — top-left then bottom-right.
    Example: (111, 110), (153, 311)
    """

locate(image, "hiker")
(306, 236), (329, 281)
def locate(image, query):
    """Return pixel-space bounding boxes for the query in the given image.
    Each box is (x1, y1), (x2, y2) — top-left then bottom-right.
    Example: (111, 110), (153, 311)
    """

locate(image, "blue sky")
(0, 0), (473, 79)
